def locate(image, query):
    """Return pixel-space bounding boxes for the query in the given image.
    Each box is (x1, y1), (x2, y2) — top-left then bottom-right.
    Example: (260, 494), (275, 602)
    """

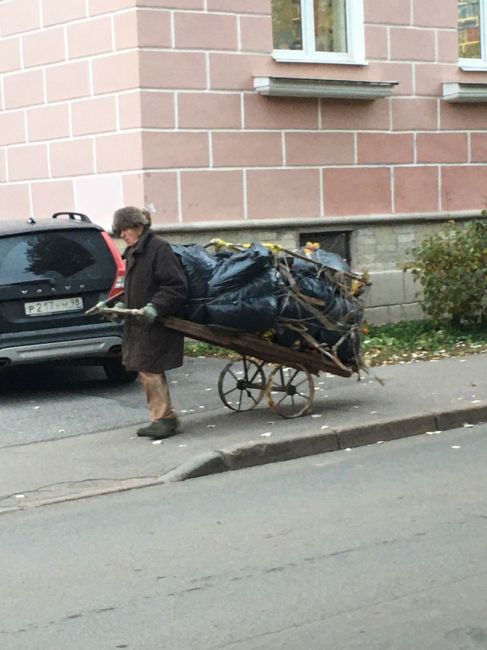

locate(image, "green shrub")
(406, 219), (487, 328)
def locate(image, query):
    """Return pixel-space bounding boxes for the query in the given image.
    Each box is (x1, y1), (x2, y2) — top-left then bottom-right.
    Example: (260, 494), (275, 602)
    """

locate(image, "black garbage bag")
(325, 291), (363, 325)
(307, 324), (361, 364)
(207, 268), (280, 332)
(213, 249), (234, 264)
(280, 248), (350, 320)
(280, 272), (336, 320)
(171, 244), (217, 323)
(310, 248), (350, 273)
(208, 243), (273, 297)
(281, 268), (361, 325)
(274, 322), (360, 365)
(292, 249), (350, 275)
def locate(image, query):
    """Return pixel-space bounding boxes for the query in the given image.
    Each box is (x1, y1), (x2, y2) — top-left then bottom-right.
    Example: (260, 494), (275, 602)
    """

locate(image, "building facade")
(1, 0), (487, 322)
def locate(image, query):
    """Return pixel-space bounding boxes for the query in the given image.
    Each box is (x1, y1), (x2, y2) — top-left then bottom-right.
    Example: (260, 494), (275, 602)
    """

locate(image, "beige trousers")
(138, 370), (175, 421)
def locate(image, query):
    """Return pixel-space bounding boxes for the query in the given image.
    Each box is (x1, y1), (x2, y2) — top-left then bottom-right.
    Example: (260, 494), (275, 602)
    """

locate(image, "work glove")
(93, 301), (107, 313)
(92, 301), (113, 319)
(113, 301), (127, 311)
(138, 303), (158, 323)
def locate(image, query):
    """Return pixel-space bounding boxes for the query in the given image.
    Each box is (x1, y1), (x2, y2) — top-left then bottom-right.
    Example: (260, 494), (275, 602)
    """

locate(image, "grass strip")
(184, 320), (487, 366)
(362, 319), (487, 366)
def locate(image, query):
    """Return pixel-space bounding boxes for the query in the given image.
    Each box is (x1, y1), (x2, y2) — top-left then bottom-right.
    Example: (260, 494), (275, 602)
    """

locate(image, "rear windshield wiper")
(1, 277), (57, 288)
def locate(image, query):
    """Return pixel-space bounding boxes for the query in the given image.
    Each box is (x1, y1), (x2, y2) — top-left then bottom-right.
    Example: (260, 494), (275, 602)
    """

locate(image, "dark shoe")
(137, 417), (181, 439)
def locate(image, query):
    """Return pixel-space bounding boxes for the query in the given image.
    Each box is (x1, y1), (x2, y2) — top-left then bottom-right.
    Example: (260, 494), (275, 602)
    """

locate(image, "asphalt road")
(0, 357), (227, 446)
(1, 423), (487, 649)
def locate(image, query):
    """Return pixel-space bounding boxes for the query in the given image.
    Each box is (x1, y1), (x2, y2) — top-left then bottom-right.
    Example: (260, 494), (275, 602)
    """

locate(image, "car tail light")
(101, 231), (126, 299)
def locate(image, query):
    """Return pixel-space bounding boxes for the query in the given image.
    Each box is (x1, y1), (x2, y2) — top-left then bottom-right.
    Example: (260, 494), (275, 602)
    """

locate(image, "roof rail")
(51, 212), (92, 223)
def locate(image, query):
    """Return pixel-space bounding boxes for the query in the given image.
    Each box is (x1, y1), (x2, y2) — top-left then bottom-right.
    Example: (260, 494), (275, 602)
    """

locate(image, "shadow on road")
(0, 363), (126, 396)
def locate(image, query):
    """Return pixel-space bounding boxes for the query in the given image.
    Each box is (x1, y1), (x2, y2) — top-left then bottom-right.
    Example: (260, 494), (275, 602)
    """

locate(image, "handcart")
(92, 304), (357, 419)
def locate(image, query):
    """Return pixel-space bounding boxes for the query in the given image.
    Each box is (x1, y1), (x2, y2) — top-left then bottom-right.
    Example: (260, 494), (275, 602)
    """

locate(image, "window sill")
(272, 50), (367, 66)
(253, 76), (398, 100)
(443, 82), (487, 102)
(459, 60), (487, 72)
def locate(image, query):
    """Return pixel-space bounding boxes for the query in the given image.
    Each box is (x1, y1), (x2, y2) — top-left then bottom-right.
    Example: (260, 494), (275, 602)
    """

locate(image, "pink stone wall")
(0, 0), (140, 227)
(1, 0), (487, 230)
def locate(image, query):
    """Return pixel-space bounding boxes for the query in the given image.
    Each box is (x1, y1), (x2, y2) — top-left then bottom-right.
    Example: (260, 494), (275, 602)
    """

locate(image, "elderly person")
(112, 206), (188, 439)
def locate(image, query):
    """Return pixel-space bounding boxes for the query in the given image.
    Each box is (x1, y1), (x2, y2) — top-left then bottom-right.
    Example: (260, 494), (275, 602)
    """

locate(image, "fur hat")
(112, 206), (149, 236)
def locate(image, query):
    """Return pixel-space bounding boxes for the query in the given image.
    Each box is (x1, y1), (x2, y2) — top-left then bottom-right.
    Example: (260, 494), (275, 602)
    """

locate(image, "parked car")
(0, 212), (137, 383)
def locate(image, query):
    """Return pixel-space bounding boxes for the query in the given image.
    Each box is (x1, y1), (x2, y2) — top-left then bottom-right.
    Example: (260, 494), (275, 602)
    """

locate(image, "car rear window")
(0, 229), (115, 286)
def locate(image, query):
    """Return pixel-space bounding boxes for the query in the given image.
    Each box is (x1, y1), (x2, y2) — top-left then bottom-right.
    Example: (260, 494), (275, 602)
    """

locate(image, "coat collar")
(123, 228), (153, 261)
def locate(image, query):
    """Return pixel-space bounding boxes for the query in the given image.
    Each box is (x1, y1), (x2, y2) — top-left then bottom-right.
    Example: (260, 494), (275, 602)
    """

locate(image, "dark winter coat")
(122, 229), (188, 373)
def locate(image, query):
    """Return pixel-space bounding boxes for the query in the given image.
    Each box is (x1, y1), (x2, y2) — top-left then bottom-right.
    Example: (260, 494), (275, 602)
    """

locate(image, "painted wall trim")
(443, 82), (487, 102)
(152, 211), (483, 234)
(253, 76), (398, 100)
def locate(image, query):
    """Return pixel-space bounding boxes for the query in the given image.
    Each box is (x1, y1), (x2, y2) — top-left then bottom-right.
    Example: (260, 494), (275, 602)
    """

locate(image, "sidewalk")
(1, 353), (486, 513)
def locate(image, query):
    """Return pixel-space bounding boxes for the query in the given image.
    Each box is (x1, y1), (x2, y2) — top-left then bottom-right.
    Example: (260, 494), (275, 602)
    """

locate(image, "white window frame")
(459, 0), (487, 70)
(272, 0), (366, 66)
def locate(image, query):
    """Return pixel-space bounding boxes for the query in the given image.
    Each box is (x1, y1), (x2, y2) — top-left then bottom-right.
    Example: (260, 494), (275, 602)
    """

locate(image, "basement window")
(299, 230), (351, 264)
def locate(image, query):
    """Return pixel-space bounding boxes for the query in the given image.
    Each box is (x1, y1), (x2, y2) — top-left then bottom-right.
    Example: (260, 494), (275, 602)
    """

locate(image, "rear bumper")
(0, 336), (123, 365)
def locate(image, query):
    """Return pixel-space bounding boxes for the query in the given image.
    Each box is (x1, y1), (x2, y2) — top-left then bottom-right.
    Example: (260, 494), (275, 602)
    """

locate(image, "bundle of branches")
(171, 239), (369, 371)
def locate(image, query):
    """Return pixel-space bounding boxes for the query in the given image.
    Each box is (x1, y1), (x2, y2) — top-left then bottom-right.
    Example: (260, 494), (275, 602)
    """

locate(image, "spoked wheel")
(217, 356), (267, 412)
(265, 364), (314, 418)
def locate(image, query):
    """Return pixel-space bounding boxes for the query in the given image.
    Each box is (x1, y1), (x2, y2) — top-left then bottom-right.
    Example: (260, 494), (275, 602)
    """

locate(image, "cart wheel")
(265, 364), (314, 418)
(217, 356), (266, 412)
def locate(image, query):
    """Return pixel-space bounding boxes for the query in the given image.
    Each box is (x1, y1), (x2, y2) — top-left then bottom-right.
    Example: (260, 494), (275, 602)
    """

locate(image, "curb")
(2, 404), (485, 514)
(161, 404), (487, 483)
(0, 477), (163, 516)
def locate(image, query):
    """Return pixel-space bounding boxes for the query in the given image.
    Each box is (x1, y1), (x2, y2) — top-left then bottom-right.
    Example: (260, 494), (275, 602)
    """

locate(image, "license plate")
(24, 297), (84, 317)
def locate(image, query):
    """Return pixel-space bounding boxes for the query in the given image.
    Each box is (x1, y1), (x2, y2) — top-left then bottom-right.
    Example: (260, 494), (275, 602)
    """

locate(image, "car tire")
(103, 359), (138, 384)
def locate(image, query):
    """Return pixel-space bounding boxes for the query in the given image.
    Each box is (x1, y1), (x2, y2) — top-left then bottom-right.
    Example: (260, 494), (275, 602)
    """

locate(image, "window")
(458, 0), (487, 69)
(271, 0), (365, 65)
(0, 231), (115, 287)
(299, 231), (351, 264)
